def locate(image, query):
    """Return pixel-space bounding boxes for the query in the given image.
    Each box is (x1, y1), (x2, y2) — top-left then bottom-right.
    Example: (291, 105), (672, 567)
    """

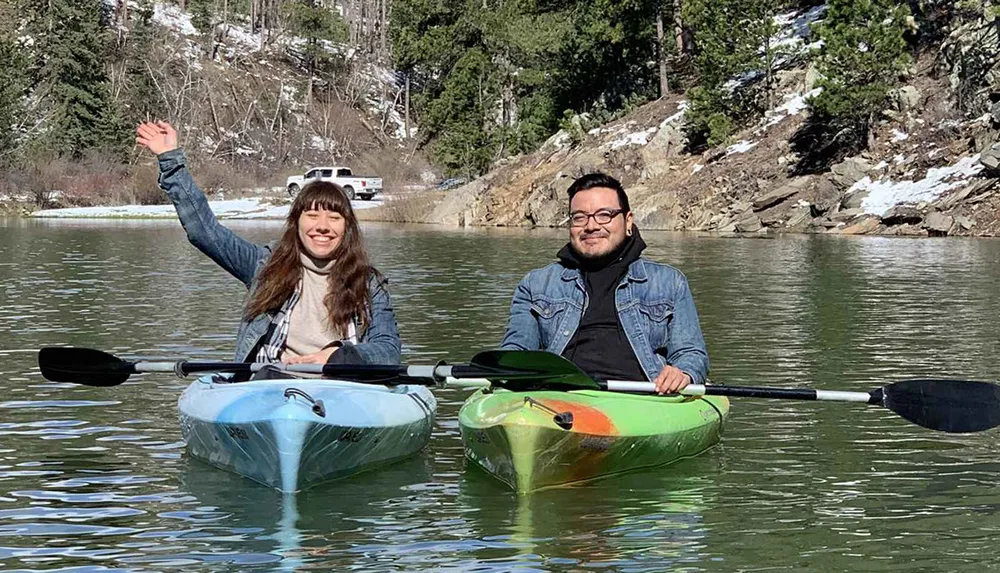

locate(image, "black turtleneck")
(557, 229), (647, 381)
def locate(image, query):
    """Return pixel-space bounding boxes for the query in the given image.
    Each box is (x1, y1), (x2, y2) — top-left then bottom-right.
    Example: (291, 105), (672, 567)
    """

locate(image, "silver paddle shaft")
(134, 361), (491, 387)
(606, 381), (872, 402)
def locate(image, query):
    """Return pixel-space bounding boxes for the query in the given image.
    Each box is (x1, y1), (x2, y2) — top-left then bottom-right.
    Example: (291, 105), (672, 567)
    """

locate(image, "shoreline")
(14, 194), (1000, 238)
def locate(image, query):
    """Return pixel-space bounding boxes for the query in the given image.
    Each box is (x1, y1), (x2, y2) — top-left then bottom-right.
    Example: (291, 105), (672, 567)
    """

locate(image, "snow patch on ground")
(599, 100), (689, 151)
(892, 129), (909, 141)
(660, 101), (689, 127)
(726, 140), (758, 155)
(771, 5), (827, 52)
(310, 135), (336, 152)
(609, 127), (658, 150)
(31, 197), (382, 220)
(857, 155), (983, 216)
(153, 3), (197, 36)
(761, 88), (822, 130)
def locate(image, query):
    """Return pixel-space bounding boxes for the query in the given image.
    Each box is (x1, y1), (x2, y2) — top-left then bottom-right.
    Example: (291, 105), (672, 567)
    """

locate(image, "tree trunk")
(673, 0), (685, 54)
(381, 0), (388, 63)
(656, 0), (669, 97)
(404, 73), (410, 140)
(115, 0), (128, 26)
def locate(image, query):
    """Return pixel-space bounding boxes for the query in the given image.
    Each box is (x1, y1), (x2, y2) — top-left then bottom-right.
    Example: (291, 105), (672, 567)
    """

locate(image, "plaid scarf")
(254, 281), (359, 363)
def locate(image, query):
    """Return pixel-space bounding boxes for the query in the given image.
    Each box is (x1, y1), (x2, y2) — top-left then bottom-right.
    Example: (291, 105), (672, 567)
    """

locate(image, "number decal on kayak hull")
(225, 426), (249, 440)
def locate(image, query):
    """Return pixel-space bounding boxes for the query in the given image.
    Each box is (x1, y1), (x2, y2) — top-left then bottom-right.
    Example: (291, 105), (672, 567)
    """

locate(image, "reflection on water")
(2, 218), (1000, 571)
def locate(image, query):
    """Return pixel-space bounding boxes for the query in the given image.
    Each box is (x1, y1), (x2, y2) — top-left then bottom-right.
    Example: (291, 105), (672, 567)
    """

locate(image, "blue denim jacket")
(157, 149), (401, 365)
(500, 258), (709, 383)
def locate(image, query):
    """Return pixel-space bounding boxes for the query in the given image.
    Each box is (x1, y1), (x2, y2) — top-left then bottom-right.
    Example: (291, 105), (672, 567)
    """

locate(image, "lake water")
(2, 218), (1000, 571)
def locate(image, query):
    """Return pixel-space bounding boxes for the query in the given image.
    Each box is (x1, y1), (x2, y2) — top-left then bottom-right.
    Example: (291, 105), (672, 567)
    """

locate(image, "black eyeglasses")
(568, 208), (625, 227)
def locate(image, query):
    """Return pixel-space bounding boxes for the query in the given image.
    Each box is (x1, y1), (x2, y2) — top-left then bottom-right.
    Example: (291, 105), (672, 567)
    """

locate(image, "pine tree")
(189, 0), (216, 35)
(0, 7), (28, 165)
(286, 0), (348, 106)
(28, 0), (126, 158)
(682, 0), (782, 148)
(810, 0), (910, 144)
(121, 0), (164, 124)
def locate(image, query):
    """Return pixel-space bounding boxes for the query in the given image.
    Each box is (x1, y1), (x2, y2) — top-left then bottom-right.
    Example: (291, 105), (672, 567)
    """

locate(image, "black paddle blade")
(467, 350), (601, 391)
(37, 347), (135, 387)
(874, 378), (1000, 433)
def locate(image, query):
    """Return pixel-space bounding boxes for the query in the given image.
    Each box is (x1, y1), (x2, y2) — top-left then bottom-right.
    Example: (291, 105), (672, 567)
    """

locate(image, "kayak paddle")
(37, 346), (560, 389)
(38, 347), (1000, 433)
(477, 350), (1000, 434)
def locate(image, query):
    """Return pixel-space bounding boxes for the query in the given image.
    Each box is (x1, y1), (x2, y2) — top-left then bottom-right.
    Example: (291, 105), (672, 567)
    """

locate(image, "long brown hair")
(244, 181), (378, 335)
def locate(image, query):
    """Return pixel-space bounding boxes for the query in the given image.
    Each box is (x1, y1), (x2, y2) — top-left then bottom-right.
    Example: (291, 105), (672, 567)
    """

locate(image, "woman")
(136, 121), (400, 367)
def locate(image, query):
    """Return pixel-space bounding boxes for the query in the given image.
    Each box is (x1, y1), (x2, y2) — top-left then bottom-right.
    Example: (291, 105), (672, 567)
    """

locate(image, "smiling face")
(297, 204), (346, 260)
(568, 187), (634, 260)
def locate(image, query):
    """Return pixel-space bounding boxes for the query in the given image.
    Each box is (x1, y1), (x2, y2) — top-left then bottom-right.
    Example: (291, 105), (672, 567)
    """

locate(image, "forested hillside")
(4, 0), (1000, 236)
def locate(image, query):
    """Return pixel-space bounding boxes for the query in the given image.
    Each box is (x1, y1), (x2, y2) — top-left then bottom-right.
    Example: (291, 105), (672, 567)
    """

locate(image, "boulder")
(752, 177), (810, 211)
(923, 211), (954, 235)
(731, 199), (753, 215)
(934, 183), (979, 210)
(980, 146), (1000, 176)
(891, 85), (922, 112)
(524, 183), (565, 226)
(839, 216), (881, 235)
(829, 208), (865, 222)
(954, 214), (975, 230)
(881, 205), (923, 226)
(841, 189), (871, 210)
(830, 157), (872, 190)
(641, 205), (682, 230)
(804, 62), (823, 91)
(784, 206), (813, 230)
(759, 203), (795, 227)
(425, 179), (487, 226)
(735, 214), (763, 233)
(641, 124), (685, 165)
(810, 177), (842, 215)
(890, 223), (928, 236)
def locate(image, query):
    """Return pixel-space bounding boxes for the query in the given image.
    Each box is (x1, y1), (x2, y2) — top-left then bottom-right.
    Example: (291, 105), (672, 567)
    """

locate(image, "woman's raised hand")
(136, 121), (178, 155)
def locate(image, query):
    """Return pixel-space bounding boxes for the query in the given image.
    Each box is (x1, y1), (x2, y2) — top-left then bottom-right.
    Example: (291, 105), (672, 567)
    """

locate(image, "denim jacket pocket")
(637, 301), (674, 348)
(531, 298), (568, 348)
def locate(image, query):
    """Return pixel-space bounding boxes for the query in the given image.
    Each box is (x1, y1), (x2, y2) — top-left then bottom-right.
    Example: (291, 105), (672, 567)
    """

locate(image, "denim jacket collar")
(560, 258), (649, 283)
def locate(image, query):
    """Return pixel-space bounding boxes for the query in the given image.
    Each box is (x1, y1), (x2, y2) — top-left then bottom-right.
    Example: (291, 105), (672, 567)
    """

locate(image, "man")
(501, 173), (709, 394)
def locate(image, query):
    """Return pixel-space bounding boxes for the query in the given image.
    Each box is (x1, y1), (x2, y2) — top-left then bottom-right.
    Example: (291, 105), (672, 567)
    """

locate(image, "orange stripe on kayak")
(542, 400), (617, 435)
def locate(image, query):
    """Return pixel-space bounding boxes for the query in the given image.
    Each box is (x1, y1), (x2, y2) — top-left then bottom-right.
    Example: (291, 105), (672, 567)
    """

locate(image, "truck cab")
(286, 167), (383, 201)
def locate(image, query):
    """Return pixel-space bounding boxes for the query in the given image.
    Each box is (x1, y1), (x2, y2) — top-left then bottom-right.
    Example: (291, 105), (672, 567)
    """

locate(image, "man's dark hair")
(566, 173), (630, 212)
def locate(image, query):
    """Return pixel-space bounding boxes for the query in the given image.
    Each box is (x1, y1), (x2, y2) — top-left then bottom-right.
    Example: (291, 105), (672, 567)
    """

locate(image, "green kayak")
(459, 388), (729, 493)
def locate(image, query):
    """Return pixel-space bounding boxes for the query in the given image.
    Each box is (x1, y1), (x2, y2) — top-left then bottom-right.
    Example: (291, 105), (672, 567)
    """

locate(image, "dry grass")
(358, 190), (443, 223)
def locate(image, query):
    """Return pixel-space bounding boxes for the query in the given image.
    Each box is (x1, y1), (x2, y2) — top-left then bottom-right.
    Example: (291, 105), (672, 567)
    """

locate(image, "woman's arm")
(138, 122), (268, 287)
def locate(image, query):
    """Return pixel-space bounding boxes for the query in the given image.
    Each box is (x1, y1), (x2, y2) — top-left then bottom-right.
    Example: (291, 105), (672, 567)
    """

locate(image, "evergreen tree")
(810, 0), (910, 145)
(286, 0), (348, 105)
(394, 0), (575, 175)
(189, 0), (216, 35)
(121, 0), (165, 124)
(555, 0), (659, 120)
(0, 7), (28, 165)
(682, 0), (782, 149)
(27, 0), (125, 157)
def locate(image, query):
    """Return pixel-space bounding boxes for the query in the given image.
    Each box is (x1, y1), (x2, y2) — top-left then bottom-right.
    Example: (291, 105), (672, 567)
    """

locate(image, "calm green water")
(2, 218), (1000, 572)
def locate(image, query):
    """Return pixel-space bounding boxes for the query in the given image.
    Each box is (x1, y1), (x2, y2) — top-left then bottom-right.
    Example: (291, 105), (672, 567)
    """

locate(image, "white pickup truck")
(285, 167), (383, 201)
